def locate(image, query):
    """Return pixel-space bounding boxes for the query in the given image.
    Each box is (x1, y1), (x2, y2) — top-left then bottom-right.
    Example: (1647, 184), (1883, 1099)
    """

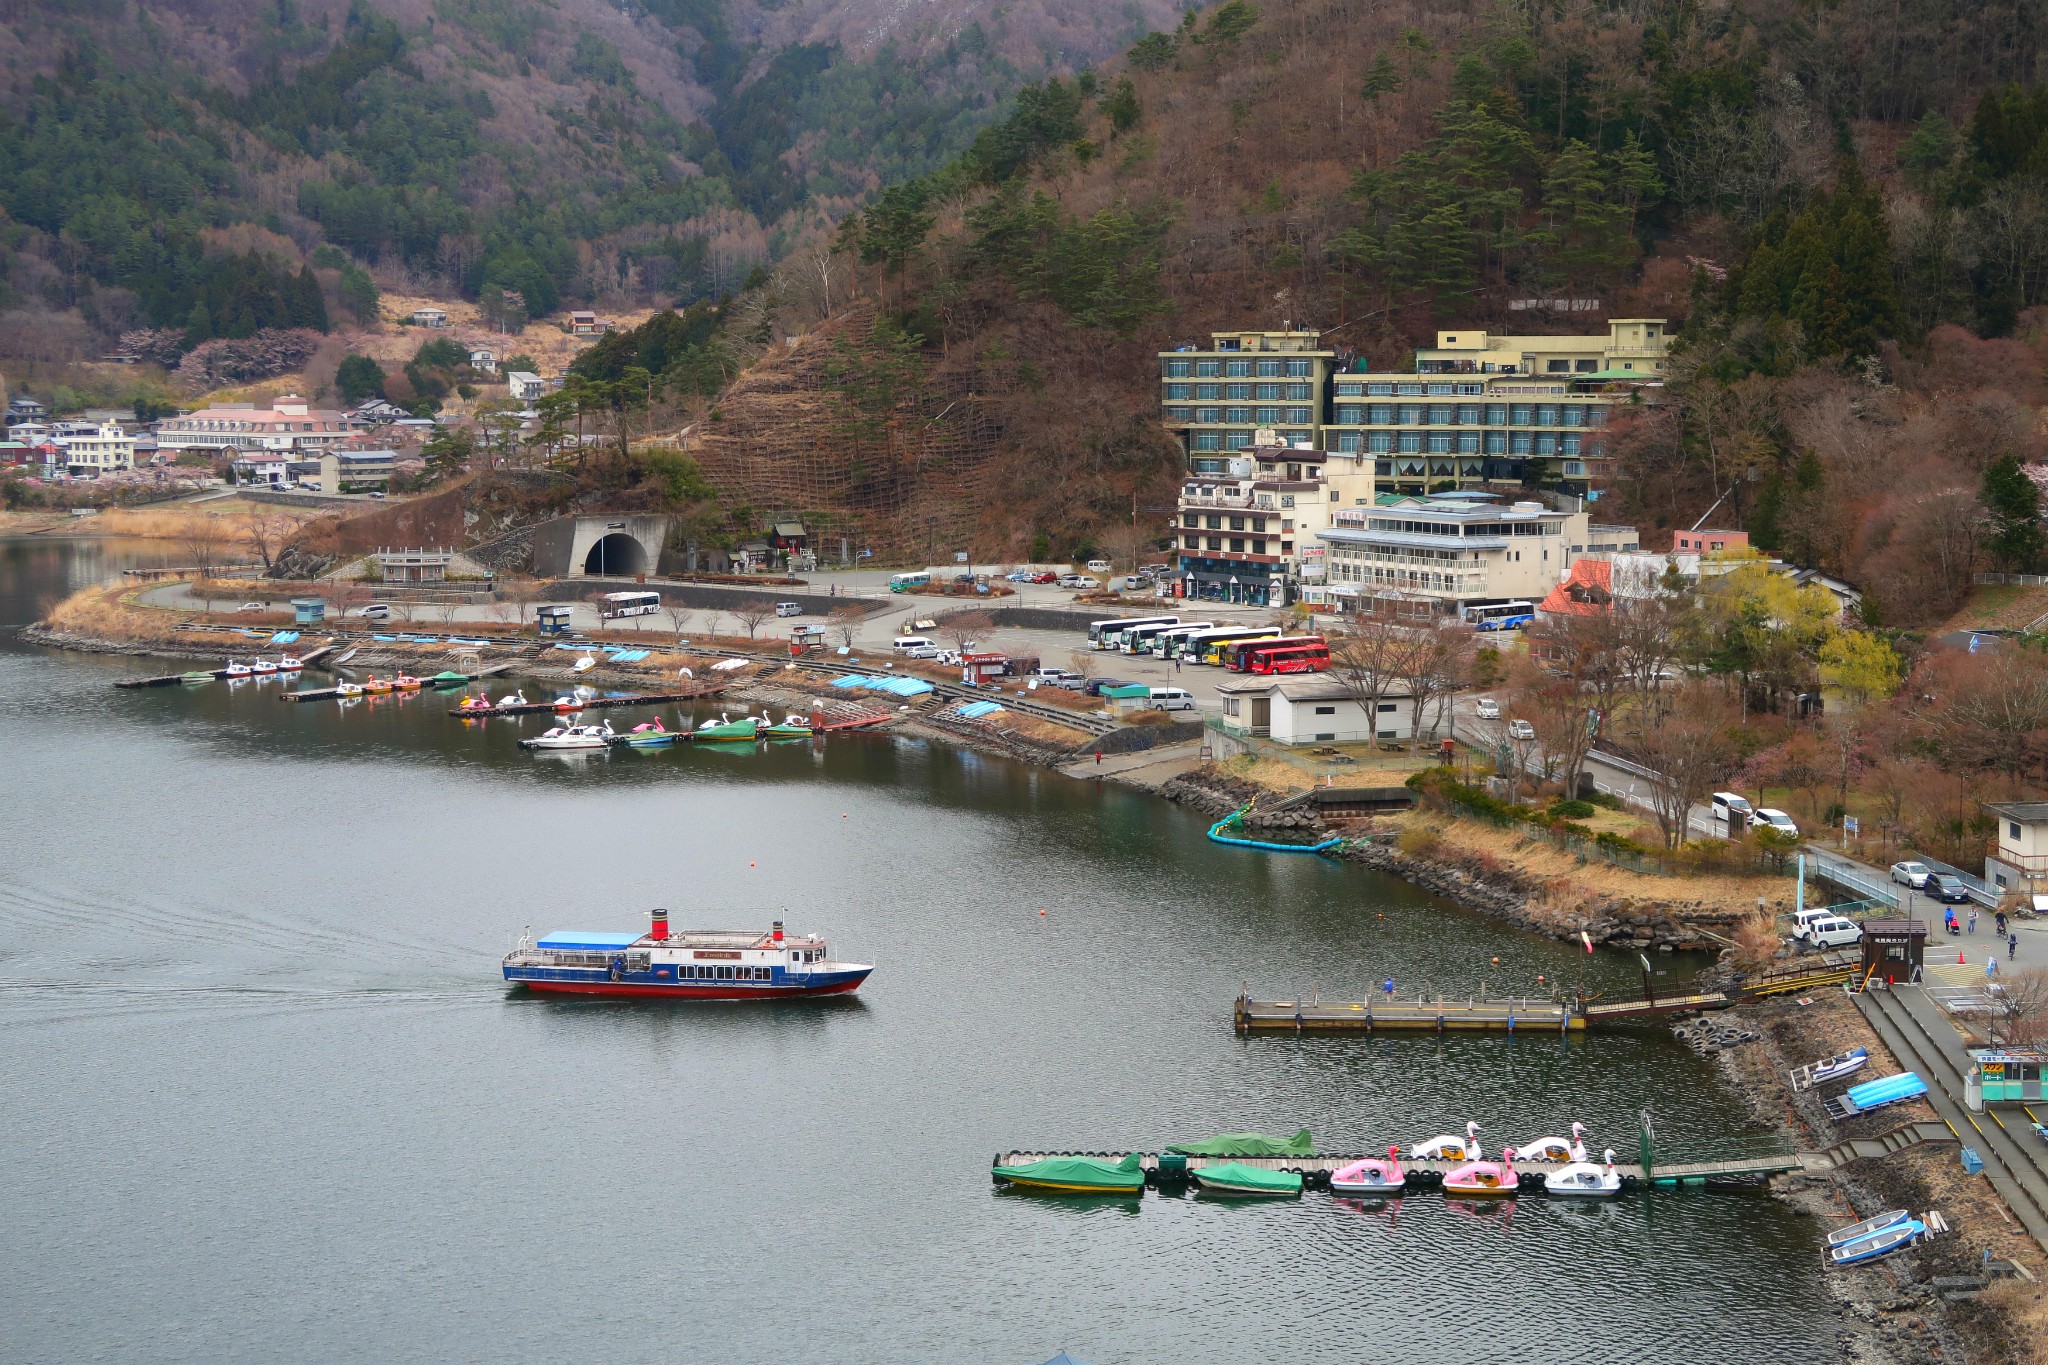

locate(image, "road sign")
(1844, 815), (1860, 837)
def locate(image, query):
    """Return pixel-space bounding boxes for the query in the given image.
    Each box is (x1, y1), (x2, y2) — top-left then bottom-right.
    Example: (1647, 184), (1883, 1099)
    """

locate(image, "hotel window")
(1336, 382), (1365, 397)
(1535, 434), (1558, 455)
(1287, 383), (1313, 400)
(1511, 433), (1533, 454)
(1366, 382), (1393, 396)
(1397, 383), (1424, 396)
(1207, 537), (1223, 550)
(1206, 515), (1222, 529)
(1546, 359), (1571, 372)
(1286, 407), (1312, 424)
(1257, 359), (1283, 377)
(1252, 540), (1267, 554)
(1397, 432), (1423, 453)
(1510, 405), (1533, 425)
(1484, 432), (1506, 454)
(1536, 405), (1559, 426)
(1256, 407), (1283, 423)
(1334, 432), (1362, 452)
(1227, 407), (1253, 422)
(1368, 404), (1393, 424)
(1367, 433), (1392, 453)
(1230, 538), (1246, 552)
(1457, 433), (1481, 454)
(1224, 431), (1252, 448)
(1586, 407), (1607, 427)
(1225, 383), (1251, 399)
(1427, 433), (1452, 453)
(1193, 432), (1223, 451)
(1195, 383), (1220, 400)
(1397, 404), (1423, 425)
(1561, 405), (1585, 427)
(1195, 407), (1221, 423)
(1197, 360), (1223, 377)
(1561, 434), (1581, 455)
(1334, 405), (1363, 424)
(1226, 359), (1253, 377)
(1430, 406), (1454, 425)
(1286, 359), (1313, 377)
(1229, 516), (1245, 531)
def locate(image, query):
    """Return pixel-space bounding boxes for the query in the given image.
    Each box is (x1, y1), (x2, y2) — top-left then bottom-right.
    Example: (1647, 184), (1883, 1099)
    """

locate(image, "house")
(1673, 528), (1748, 556)
(231, 452), (293, 487)
(53, 421), (136, 476)
(321, 449), (397, 493)
(158, 396), (353, 455)
(412, 308), (448, 328)
(1984, 803), (2048, 895)
(468, 347), (497, 375)
(1215, 676), (1417, 745)
(506, 371), (545, 401)
(567, 310), (614, 336)
(350, 398), (408, 426)
(1535, 556), (1614, 620)
(7, 395), (49, 424)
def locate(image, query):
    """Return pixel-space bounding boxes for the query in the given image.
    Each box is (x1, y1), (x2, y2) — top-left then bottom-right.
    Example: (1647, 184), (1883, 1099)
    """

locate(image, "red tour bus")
(1245, 638), (1331, 674)
(1221, 635), (1326, 671)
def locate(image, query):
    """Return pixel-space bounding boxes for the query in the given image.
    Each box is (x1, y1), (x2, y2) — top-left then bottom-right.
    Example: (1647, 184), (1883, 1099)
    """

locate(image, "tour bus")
(1177, 625), (1284, 665)
(1120, 619), (1204, 655)
(1462, 600), (1537, 632)
(1088, 614), (1178, 650)
(889, 571), (932, 593)
(1145, 622), (1217, 659)
(1220, 634), (1326, 671)
(1247, 639), (1333, 675)
(598, 590), (661, 620)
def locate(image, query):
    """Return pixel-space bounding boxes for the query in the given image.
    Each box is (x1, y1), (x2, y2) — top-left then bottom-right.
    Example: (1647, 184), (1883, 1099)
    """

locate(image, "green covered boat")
(430, 671), (471, 686)
(180, 671), (214, 685)
(991, 1152), (1145, 1194)
(690, 717), (758, 741)
(1166, 1128), (1313, 1157)
(762, 723), (814, 739)
(1191, 1162), (1303, 1197)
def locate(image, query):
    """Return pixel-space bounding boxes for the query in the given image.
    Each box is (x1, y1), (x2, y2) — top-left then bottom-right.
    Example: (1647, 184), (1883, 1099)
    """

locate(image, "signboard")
(1254, 427), (1279, 446)
(1845, 815), (1860, 837)
(692, 950), (742, 960)
(955, 551), (969, 562)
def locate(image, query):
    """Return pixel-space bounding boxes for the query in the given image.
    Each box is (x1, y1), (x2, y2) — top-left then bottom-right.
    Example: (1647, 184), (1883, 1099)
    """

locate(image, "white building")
(1318, 491), (1635, 617)
(54, 421), (136, 476)
(507, 371), (545, 401)
(412, 308), (447, 327)
(1215, 676), (1417, 745)
(1174, 443), (1376, 606)
(231, 451), (292, 487)
(158, 396), (353, 455)
(468, 347), (497, 375)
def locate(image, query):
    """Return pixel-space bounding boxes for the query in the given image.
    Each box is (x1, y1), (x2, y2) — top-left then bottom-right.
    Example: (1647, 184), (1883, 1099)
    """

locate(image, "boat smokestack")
(772, 920), (784, 943)
(650, 908), (670, 941)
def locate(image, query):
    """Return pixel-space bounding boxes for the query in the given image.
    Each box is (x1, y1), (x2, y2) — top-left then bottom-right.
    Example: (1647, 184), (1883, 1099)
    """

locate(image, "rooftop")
(1985, 802), (2048, 823)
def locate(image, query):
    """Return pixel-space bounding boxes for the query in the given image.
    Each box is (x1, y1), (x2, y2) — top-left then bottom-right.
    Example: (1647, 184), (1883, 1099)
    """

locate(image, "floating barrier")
(1207, 802), (1341, 855)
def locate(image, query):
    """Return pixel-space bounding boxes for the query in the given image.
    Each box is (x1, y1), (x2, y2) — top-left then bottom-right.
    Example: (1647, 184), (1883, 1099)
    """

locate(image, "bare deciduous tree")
(240, 507), (296, 570)
(665, 600), (694, 641)
(731, 598), (776, 640)
(180, 518), (225, 615)
(1634, 685), (1742, 849)
(941, 611), (993, 656)
(1398, 623), (1473, 745)
(1988, 967), (2048, 1048)
(828, 604), (863, 651)
(1330, 617), (1413, 739)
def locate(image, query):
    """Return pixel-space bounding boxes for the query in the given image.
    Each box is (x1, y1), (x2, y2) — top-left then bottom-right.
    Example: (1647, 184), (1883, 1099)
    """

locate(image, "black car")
(1084, 677), (1131, 697)
(1926, 873), (1972, 904)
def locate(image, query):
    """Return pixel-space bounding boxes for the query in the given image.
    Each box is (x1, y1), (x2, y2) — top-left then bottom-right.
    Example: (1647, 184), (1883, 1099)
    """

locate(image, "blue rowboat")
(1827, 1219), (1923, 1266)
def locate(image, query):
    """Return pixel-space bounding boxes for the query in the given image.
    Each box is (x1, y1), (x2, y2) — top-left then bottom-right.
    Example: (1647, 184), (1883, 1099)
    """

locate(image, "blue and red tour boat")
(502, 911), (872, 999)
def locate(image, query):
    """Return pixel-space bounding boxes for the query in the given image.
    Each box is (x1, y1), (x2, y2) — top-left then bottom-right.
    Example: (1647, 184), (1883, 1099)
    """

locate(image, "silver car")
(1889, 860), (1932, 889)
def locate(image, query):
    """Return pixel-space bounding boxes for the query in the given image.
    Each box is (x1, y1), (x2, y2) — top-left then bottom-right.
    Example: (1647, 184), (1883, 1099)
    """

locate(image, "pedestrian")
(1383, 977), (1395, 1000)
(1970, 909), (1979, 934)
(1095, 750), (1102, 766)
(2012, 931), (2020, 959)
(1945, 908), (1957, 935)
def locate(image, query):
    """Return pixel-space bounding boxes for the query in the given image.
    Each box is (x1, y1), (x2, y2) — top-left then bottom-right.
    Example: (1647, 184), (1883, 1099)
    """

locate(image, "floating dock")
(283, 663), (515, 702)
(446, 681), (729, 716)
(115, 644), (337, 689)
(1231, 990), (1732, 1034)
(989, 1149), (1809, 1191)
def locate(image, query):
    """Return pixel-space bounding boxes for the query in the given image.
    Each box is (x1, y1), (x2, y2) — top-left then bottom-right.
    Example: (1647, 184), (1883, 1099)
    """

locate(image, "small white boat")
(277, 655), (304, 671)
(1828, 1209), (1909, 1246)
(1791, 1048), (1870, 1092)
(1517, 1122), (1588, 1164)
(1411, 1121), (1482, 1162)
(250, 657), (279, 675)
(571, 656), (597, 674)
(335, 682), (365, 698)
(1545, 1149), (1622, 1197)
(494, 691), (528, 709)
(224, 661), (252, 678)
(519, 722), (615, 750)
(1329, 1146), (1405, 1195)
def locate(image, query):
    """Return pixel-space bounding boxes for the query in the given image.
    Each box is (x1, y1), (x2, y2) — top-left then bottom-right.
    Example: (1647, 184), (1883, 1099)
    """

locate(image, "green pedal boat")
(690, 716), (757, 741)
(992, 1153), (1146, 1194)
(1190, 1162), (1304, 1197)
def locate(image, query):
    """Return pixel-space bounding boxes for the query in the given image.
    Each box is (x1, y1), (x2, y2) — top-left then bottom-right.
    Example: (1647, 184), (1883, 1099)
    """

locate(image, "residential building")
(507, 371), (545, 401)
(568, 311), (614, 336)
(1985, 802), (2048, 896)
(230, 451), (292, 487)
(158, 396), (353, 454)
(8, 395), (49, 425)
(1216, 676), (1417, 745)
(1172, 444), (1375, 606)
(1159, 330), (1338, 456)
(373, 547), (451, 583)
(53, 421), (136, 476)
(1322, 319), (1670, 495)
(350, 398), (408, 426)
(412, 308), (448, 327)
(320, 449), (397, 493)
(1317, 491), (1635, 618)
(1673, 527), (1748, 556)
(468, 347), (497, 375)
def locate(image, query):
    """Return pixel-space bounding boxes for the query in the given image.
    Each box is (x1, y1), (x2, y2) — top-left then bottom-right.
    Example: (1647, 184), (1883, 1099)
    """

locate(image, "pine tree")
(1358, 51), (1401, 102)
(1983, 453), (2046, 572)
(1103, 76), (1140, 136)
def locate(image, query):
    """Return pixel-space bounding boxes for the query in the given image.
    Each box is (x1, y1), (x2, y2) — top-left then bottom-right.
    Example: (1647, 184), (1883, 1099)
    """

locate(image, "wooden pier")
(445, 681), (729, 716)
(990, 1149), (1806, 1190)
(1232, 989), (1732, 1034)
(115, 644), (337, 689)
(285, 663), (515, 702)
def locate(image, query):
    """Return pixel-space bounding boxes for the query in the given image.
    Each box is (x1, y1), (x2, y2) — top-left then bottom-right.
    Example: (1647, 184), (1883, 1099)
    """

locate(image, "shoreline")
(18, 620), (2043, 1362)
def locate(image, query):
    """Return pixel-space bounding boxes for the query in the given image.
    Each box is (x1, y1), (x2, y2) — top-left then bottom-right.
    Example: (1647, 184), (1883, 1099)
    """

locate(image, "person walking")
(1383, 977), (1396, 1001)
(1970, 909), (1979, 934)
(2012, 931), (2020, 960)
(1997, 910), (2010, 937)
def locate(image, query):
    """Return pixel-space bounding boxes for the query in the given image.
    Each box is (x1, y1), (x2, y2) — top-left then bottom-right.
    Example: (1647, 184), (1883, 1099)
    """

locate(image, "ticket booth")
(1860, 918), (1927, 985)
(537, 605), (574, 636)
(290, 597), (326, 624)
(1968, 1049), (2048, 1110)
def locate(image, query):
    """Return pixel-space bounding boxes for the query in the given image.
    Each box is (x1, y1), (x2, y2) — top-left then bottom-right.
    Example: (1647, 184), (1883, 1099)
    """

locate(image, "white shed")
(1216, 676), (1414, 745)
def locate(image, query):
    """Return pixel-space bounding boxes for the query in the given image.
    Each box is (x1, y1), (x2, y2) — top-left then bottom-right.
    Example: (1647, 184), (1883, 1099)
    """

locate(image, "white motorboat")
(494, 691), (528, 709)
(519, 722), (615, 751)
(1517, 1121), (1588, 1164)
(1545, 1149), (1623, 1197)
(1791, 1048), (1870, 1092)
(1410, 1121), (1482, 1162)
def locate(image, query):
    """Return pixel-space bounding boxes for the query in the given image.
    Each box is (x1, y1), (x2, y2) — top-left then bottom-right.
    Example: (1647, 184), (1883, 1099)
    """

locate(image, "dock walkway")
(991, 1150), (1802, 1189)
(1234, 990), (1732, 1034)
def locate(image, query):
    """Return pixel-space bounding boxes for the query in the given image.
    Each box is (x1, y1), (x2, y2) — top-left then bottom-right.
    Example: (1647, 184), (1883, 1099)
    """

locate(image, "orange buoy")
(749, 861), (757, 868)
(1039, 909), (1047, 917)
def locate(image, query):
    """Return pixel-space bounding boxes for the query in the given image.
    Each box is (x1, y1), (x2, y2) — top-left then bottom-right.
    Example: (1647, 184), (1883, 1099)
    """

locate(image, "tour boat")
(1828, 1219), (1924, 1266)
(1545, 1149), (1622, 1197)
(224, 661), (252, 678)
(335, 682), (365, 698)
(519, 722), (615, 750)
(1411, 1121), (1482, 1162)
(621, 720), (678, 748)
(1329, 1146), (1405, 1195)
(1191, 1162), (1304, 1197)
(495, 691), (528, 709)
(1517, 1122), (1588, 1164)
(1442, 1146), (1519, 1198)
(1828, 1209), (1910, 1246)
(250, 657), (279, 675)
(393, 674), (422, 690)
(277, 655), (303, 672)
(693, 714), (757, 741)
(502, 914), (873, 999)
(992, 1153), (1146, 1194)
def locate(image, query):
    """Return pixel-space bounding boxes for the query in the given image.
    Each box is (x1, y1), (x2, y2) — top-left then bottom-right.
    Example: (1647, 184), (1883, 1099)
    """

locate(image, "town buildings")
(507, 371), (545, 402)
(411, 308), (448, 327)
(1215, 676), (1418, 744)
(52, 421), (136, 476)
(568, 311), (614, 336)
(1173, 444), (1375, 606)
(158, 396), (353, 455)
(1159, 330), (1338, 457)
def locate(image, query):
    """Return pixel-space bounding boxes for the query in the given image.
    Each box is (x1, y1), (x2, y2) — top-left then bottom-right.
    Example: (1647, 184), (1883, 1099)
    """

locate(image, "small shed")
(290, 597), (327, 624)
(960, 650), (1008, 684)
(374, 547), (452, 584)
(1969, 1049), (2048, 1105)
(1861, 918), (1927, 984)
(537, 604), (574, 635)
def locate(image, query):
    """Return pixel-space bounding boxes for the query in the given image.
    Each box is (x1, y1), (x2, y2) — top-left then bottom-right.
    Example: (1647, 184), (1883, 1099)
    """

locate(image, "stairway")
(1855, 986), (2048, 1250)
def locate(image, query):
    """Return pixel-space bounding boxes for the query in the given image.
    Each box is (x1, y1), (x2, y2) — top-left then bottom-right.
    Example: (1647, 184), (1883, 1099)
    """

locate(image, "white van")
(891, 636), (938, 655)
(1149, 687), (1197, 712)
(1711, 792), (1753, 823)
(1798, 916), (1863, 949)
(774, 601), (802, 618)
(1791, 907), (1840, 936)
(1754, 808), (1801, 839)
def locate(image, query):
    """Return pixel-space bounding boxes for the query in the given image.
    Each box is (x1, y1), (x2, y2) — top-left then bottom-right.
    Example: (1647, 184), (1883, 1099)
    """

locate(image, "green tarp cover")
(1193, 1162), (1304, 1192)
(992, 1153), (1144, 1189)
(1167, 1128), (1312, 1156)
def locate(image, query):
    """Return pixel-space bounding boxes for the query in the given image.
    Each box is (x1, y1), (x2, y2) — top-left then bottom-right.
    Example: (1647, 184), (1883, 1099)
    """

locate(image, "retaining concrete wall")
(543, 577), (884, 617)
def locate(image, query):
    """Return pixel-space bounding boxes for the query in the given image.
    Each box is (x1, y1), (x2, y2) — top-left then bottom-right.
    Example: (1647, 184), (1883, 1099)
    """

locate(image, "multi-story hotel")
(157, 395), (354, 455)
(1158, 330), (1338, 460)
(1172, 444), (1375, 606)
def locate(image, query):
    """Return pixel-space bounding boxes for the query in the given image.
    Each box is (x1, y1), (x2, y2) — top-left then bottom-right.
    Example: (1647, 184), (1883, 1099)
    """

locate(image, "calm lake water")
(0, 537), (1838, 1364)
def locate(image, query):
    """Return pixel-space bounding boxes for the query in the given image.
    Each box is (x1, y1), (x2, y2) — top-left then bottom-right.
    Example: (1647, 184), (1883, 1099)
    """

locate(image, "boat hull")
(506, 968), (871, 1000)
(998, 1177), (1140, 1193)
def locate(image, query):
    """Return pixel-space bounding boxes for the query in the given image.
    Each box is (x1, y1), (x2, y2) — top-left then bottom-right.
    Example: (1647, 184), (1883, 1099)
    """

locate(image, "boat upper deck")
(529, 927), (828, 955)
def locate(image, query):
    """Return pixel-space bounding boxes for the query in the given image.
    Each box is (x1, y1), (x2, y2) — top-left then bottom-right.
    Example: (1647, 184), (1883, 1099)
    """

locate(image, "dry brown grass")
(1731, 908), (1783, 970)
(1979, 1279), (2048, 1363)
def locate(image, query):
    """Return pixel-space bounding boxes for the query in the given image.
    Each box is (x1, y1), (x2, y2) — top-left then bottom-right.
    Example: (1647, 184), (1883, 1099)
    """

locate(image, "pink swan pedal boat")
(1442, 1146), (1520, 1198)
(1329, 1146), (1405, 1195)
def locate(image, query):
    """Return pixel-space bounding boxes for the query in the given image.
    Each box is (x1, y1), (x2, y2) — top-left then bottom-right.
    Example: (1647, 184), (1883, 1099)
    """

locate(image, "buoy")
(1491, 957), (1500, 965)
(1039, 909), (1047, 917)
(750, 860), (757, 868)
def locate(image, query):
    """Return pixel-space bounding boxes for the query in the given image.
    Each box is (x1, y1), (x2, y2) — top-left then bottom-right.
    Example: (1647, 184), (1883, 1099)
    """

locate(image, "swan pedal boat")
(621, 721), (679, 747)
(1517, 1123), (1588, 1164)
(250, 658), (279, 674)
(224, 661), (253, 678)
(495, 692), (528, 709)
(552, 694), (586, 713)
(991, 1153), (1146, 1194)
(1329, 1147), (1405, 1195)
(1411, 1122), (1483, 1162)
(692, 716), (758, 741)
(456, 695), (495, 714)
(519, 722), (616, 750)
(393, 674), (421, 690)
(1191, 1162), (1303, 1197)
(1442, 1147), (1519, 1198)
(335, 682), (365, 698)
(364, 676), (394, 694)
(1544, 1150), (1622, 1197)
(277, 655), (303, 672)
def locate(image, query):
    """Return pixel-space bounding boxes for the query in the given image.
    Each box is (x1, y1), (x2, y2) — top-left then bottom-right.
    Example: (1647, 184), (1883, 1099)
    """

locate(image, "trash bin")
(1962, 1147), (1985, 1175)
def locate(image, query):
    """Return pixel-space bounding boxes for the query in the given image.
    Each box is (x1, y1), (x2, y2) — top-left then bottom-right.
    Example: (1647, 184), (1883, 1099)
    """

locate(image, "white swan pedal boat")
(519, 722), (615, 750)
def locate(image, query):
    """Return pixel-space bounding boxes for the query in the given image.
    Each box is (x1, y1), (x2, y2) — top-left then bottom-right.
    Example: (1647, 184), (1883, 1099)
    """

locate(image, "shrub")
(1594, 830), (1652, 858)
(1396, 823), (1441, 858)
(1584, 791), (1624, 810)
(1550, 798), (1596, 820)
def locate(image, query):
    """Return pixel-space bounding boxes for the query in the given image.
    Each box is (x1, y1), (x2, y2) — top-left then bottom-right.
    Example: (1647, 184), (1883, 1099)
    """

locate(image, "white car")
(1085, 559), (1112, 573)
(1506, 719), (1535, 740)
(1890, 860), (1932, 889)
(1056, 574), (1096, 589)
(1754, 808), (1801, 839)
(1798, 915), (1863, 950)
(236, 602), (267, 612)
(1474, 697), (1500, 720)
(351, 604), (393, 620)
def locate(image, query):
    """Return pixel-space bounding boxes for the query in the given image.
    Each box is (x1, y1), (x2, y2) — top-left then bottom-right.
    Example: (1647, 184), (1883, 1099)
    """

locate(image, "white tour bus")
(599, 591), (662, 620)
(1148, 623), (1218, 659)
(1088, 614), (1178, 650)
